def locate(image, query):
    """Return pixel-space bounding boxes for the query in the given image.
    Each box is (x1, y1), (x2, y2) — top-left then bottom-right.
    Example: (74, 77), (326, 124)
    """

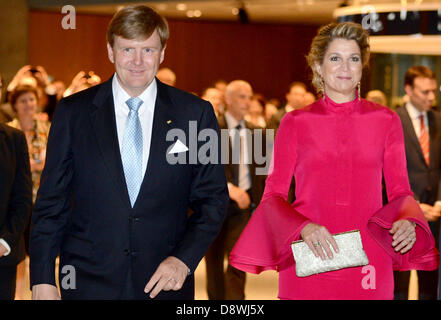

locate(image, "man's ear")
(404, 84), (412, 97)
(224, 93), (231, 107)
(107, 43), (115, 64)
(159, 44), (166, 64)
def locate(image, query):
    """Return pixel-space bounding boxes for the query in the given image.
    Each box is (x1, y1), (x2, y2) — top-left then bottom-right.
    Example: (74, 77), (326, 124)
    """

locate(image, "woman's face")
(316, 38), (362, 100)
(15, 92), (38, 118)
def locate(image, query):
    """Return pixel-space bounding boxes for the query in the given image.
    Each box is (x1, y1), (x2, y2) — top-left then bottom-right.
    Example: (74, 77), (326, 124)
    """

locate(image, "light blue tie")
(121, 97), (143, 207)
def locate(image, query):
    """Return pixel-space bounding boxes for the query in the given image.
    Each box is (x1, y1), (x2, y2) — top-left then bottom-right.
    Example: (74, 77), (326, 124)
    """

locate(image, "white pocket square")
(168, 139), (189, 154)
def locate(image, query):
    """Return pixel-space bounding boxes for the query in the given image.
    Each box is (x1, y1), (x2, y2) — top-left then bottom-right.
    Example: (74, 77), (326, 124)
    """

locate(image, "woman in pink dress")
(229, 22), (439, 300)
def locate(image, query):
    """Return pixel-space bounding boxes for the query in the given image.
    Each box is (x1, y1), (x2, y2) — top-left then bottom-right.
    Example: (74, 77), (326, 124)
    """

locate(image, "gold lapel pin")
(167, 120), (172, 124)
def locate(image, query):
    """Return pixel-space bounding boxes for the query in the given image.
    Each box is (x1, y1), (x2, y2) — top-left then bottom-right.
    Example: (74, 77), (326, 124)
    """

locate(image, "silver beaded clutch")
(291, 230), (369, 277)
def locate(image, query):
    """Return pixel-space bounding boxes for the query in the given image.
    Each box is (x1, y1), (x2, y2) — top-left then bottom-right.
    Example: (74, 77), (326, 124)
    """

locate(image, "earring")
(357, 82), (361, 101)
(320, 77), (325, 100)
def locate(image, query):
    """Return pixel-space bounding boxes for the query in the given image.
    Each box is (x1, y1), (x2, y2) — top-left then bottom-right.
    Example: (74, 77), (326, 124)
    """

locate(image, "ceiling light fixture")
(334, 2), (441, 55)
(176, 3), (187, 11)
(157, 4), (167, 11)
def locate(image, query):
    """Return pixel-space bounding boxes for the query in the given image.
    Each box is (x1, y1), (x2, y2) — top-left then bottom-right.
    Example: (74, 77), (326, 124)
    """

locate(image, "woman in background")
(8, 85), (50, 202)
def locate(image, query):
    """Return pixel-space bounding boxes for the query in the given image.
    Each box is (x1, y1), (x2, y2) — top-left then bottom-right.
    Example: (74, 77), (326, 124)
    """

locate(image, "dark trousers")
(0, 266), (17, 300)
(394, 269), (439, 300)
(205, 207), (250, 300)
(439, 253), (441, 300)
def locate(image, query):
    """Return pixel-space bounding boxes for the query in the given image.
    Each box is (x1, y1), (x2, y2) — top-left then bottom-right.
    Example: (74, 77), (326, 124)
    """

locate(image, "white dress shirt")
(225, 111), (251, 191)
(285, 104), (295, 113)
(405, 102), (429, 139)
(112, 74), (157, 177)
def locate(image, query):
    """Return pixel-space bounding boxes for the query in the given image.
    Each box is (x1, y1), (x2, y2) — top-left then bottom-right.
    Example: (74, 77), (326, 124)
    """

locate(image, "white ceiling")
(60, 0), (441, 24)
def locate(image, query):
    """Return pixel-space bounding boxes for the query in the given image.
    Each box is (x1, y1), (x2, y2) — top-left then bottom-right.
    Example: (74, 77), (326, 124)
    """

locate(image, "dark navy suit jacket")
(29, 78), (228, 299)
(0, 124), (32, 267)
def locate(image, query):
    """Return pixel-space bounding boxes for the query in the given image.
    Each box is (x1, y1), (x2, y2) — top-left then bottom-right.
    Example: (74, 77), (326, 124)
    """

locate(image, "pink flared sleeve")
(367, 112), (439, 271)
(230, 113), (311, 274)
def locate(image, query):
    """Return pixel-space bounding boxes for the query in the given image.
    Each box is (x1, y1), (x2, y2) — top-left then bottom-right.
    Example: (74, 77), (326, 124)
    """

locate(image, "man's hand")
(420, 203), (441, 222)
(34, 65), (50, 87)
(144, 256), (189, 299)
(0, 243), (7, 258)
(228, 184), (251, 209)
(32, 284), (61, 300)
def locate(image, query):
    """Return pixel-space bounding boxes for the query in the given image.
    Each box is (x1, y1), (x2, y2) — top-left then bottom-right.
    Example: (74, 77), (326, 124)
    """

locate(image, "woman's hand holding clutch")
(300, 223), (339, 261)
(390, 219), (416, 254)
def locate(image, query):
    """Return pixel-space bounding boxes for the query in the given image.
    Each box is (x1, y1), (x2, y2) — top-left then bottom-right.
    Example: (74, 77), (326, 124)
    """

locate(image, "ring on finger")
(313, 241), (320, 247)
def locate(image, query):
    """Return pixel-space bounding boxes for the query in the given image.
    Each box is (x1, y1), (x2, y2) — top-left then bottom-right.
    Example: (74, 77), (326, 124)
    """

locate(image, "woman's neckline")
(322, 91), (359, 113)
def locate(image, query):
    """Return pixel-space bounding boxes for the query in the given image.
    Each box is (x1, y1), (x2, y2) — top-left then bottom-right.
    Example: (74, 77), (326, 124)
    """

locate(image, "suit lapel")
(90, 79), (132, 208)
(218, 115), (238, 185)
(0, 124), (6, 145)
(399, 107), (427, 166)
(135, 80), (177, 206)
(245, 121), (256, 180)
(428, 110), (438, 168)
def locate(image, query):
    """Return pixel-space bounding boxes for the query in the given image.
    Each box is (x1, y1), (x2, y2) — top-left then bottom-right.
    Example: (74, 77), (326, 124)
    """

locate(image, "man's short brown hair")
(107, 5), (169, 49)
(404, 65), (436, 87)
(288, 81), (307, 92)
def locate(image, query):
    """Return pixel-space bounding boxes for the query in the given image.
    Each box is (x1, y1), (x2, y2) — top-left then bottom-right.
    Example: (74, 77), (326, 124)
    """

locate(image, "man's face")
(107, 30), (165, 97)
(226, 84), (252, 120)
(405, 77), (437, 112)
(202, 88), (222, 113)
(286, 85), (306, 109)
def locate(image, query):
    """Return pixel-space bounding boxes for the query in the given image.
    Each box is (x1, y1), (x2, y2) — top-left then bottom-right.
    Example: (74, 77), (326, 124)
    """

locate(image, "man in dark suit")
(0, 72), (33, 299)
(30, 5), (228, 300)
(395, 65), (440, 300)
(205, 80), (266, 300)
